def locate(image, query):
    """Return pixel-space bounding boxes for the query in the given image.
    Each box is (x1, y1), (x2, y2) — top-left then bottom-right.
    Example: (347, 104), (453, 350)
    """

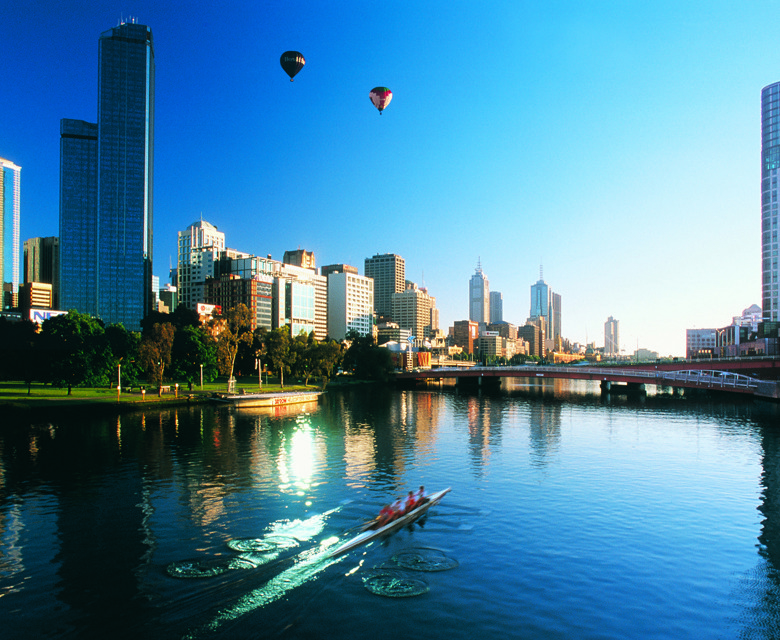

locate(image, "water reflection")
(0, 388), (779, 639)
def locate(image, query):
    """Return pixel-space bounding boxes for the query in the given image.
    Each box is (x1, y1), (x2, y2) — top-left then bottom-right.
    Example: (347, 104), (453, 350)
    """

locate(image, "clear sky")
(4, 0), (778, 356)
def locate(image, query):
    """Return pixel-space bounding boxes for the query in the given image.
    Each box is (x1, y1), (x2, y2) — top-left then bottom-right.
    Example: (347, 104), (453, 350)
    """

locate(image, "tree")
(310, 340), (343, 384)
(291, 331), (316, 384)
(342, 332), (394, 381)
(105, 323), (141, 386)
(138, 322), (175, 392)
(264, 325), (293, 387)
(39, 311), (112, 394)
(0, 318), (40, 392)
(212, 304), (253, 383)
(171, 325), (218, 390)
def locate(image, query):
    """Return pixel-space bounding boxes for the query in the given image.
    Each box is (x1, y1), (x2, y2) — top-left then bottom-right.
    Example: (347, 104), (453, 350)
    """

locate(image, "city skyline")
(4, 2), (777, 355)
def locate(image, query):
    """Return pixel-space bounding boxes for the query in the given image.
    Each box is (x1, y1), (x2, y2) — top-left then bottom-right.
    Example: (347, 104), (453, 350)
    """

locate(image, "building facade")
(604, 316), (619, 357)
(686, 328), (717, 359)
(762, 82), (780, 321)
(530, 270), (561, 347)
(364, 253), (405, 321)
(469, 262), (489, 326)
(59, 119), (98, 315)
(452, 319), (479, 355)
(59, 21), (154, 330)
(177, 220), (226, 310)
(392, 283), (436, 344)
(0, 158), (21, 310)
(490, 290), (503, 323)
(23, 237), (60, 309)
(327, 271), (374, 340)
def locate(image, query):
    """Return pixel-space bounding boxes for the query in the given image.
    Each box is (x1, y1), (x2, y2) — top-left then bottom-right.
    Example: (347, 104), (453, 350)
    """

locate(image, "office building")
(23, 237), (60, 309)
(18, 282), (52, 313)
(604, 316), (619, 357)
(469, 261), (489, 326)
(530, 268), (561, 347)
(364, 253), (404, 321)
(686, 328), (717, 359)
(327, 271), (374, 340)
(490, 291), (503, 323)
(59, 21), (154, 330)
(283, 249), (315, 270)
(452, 320), (479, 355)
(762, 82), (780, 321)
(60, 119), (98, 314)
(392, 283), (436, 344)
(0, 158), (21, 309)
(177, 219), (226, 310)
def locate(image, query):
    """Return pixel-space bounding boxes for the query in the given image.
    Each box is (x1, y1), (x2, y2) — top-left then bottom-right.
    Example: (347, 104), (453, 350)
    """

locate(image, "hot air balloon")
(280, 51), (305, 81)
(369, 87), (393, 114)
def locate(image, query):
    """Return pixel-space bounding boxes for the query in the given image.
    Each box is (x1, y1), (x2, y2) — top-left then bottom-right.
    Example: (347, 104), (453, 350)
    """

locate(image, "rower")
(404, 491), (417, 513)
(414, 485), (428, 506)
(390, 497), (405, 519)
(373, 504), (394, 529)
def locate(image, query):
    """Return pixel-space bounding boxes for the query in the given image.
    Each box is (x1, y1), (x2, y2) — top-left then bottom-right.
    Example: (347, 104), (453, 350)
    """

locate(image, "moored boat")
(328, 487), (451, 557)
(211, 390), (323, 408)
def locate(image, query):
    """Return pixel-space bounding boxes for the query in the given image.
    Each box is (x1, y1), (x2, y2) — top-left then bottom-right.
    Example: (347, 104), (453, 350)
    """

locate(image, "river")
(1, 380), (779, 639)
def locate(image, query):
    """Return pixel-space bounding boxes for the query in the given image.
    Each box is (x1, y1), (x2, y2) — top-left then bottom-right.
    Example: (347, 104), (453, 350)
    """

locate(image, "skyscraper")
(0, 158), (21, 310)
(762, 82), (780, 321)
(604, 316), (619, 357)
(59, 20), (154, 330)
(469, 261), (489, 326)
(490, 290), (503, 323)
(530, 267), (561, 347)
(364, 253), (405, 321)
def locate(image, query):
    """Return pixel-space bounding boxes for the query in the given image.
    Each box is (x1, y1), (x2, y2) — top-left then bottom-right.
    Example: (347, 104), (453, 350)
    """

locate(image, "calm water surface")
(1, 381), (780, 639)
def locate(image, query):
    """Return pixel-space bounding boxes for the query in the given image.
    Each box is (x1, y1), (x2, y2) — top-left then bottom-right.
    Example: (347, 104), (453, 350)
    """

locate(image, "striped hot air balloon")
(369, 87), (393, 114)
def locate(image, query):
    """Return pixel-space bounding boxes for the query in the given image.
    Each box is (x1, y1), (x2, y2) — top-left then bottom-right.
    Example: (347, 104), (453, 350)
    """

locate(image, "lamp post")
(200, 364), (203, 390)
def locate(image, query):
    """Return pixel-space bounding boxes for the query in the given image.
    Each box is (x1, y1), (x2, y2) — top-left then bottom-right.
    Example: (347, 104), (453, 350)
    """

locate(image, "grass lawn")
(0, 378), (322, 409)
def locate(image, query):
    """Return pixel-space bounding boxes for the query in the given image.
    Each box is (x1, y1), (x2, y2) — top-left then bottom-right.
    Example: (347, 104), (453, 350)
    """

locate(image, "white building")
(177, 220), (225, 311)
(604, 316), (619, 357)
(327, 271), (374, 340)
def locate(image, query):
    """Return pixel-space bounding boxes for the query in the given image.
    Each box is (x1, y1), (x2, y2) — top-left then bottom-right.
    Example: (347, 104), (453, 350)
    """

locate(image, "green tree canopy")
(264, 325), (294, 387)
(39, 311), (112, 394)
(342, 332), (394, 381)
(171, 325), (218, 390)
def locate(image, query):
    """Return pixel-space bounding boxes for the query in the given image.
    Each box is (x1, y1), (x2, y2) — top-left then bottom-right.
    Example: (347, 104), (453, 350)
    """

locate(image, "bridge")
(394, 359), (780, 400)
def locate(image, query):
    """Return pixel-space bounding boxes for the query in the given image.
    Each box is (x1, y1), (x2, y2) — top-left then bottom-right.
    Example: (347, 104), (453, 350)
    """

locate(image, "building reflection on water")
(0, 390), (779, 637)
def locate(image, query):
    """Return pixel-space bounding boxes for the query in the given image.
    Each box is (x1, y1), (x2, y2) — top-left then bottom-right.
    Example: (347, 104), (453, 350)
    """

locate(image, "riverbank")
(0, 380), (324, 417)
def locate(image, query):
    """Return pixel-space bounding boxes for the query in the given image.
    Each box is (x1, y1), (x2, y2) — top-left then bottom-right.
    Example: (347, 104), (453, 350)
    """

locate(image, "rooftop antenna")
(476, 257), (482, 274)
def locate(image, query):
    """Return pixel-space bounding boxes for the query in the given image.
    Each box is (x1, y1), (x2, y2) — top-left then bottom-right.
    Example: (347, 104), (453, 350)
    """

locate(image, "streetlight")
(200, 364), (203, 390)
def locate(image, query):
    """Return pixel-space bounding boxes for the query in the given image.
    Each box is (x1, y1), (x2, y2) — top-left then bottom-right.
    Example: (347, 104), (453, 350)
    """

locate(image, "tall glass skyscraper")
(59, 21), (154, 330)
(60, 119), (98, 314)
(0, 158), (21, 310)
(762, 82), (780, 322)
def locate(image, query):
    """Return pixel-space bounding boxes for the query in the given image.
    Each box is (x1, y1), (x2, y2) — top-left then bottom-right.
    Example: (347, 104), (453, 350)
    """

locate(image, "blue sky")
(3, 0), (777, 356)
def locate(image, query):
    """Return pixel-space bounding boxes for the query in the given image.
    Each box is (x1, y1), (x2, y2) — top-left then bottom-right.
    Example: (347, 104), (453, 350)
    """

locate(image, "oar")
(342, 517), (378, 535)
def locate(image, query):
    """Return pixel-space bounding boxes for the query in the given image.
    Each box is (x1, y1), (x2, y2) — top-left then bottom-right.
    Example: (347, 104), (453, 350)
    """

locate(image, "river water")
(1, 380), (780, 639)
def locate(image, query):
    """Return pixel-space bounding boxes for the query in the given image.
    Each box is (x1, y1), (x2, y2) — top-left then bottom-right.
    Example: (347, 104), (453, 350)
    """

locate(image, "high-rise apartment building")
(327, 271), (374, 340)
(762, 82), (780, 321)
(364, 253), (405, 321)
(23, 237), (60, 309)
(0, 158), (21, 310)
(177, 220), (226, 310)
(490, 291), (503, 323)
(604, 316), (619, 357)
(469, 261), (489, 327)
(59, 21), (154, 330)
